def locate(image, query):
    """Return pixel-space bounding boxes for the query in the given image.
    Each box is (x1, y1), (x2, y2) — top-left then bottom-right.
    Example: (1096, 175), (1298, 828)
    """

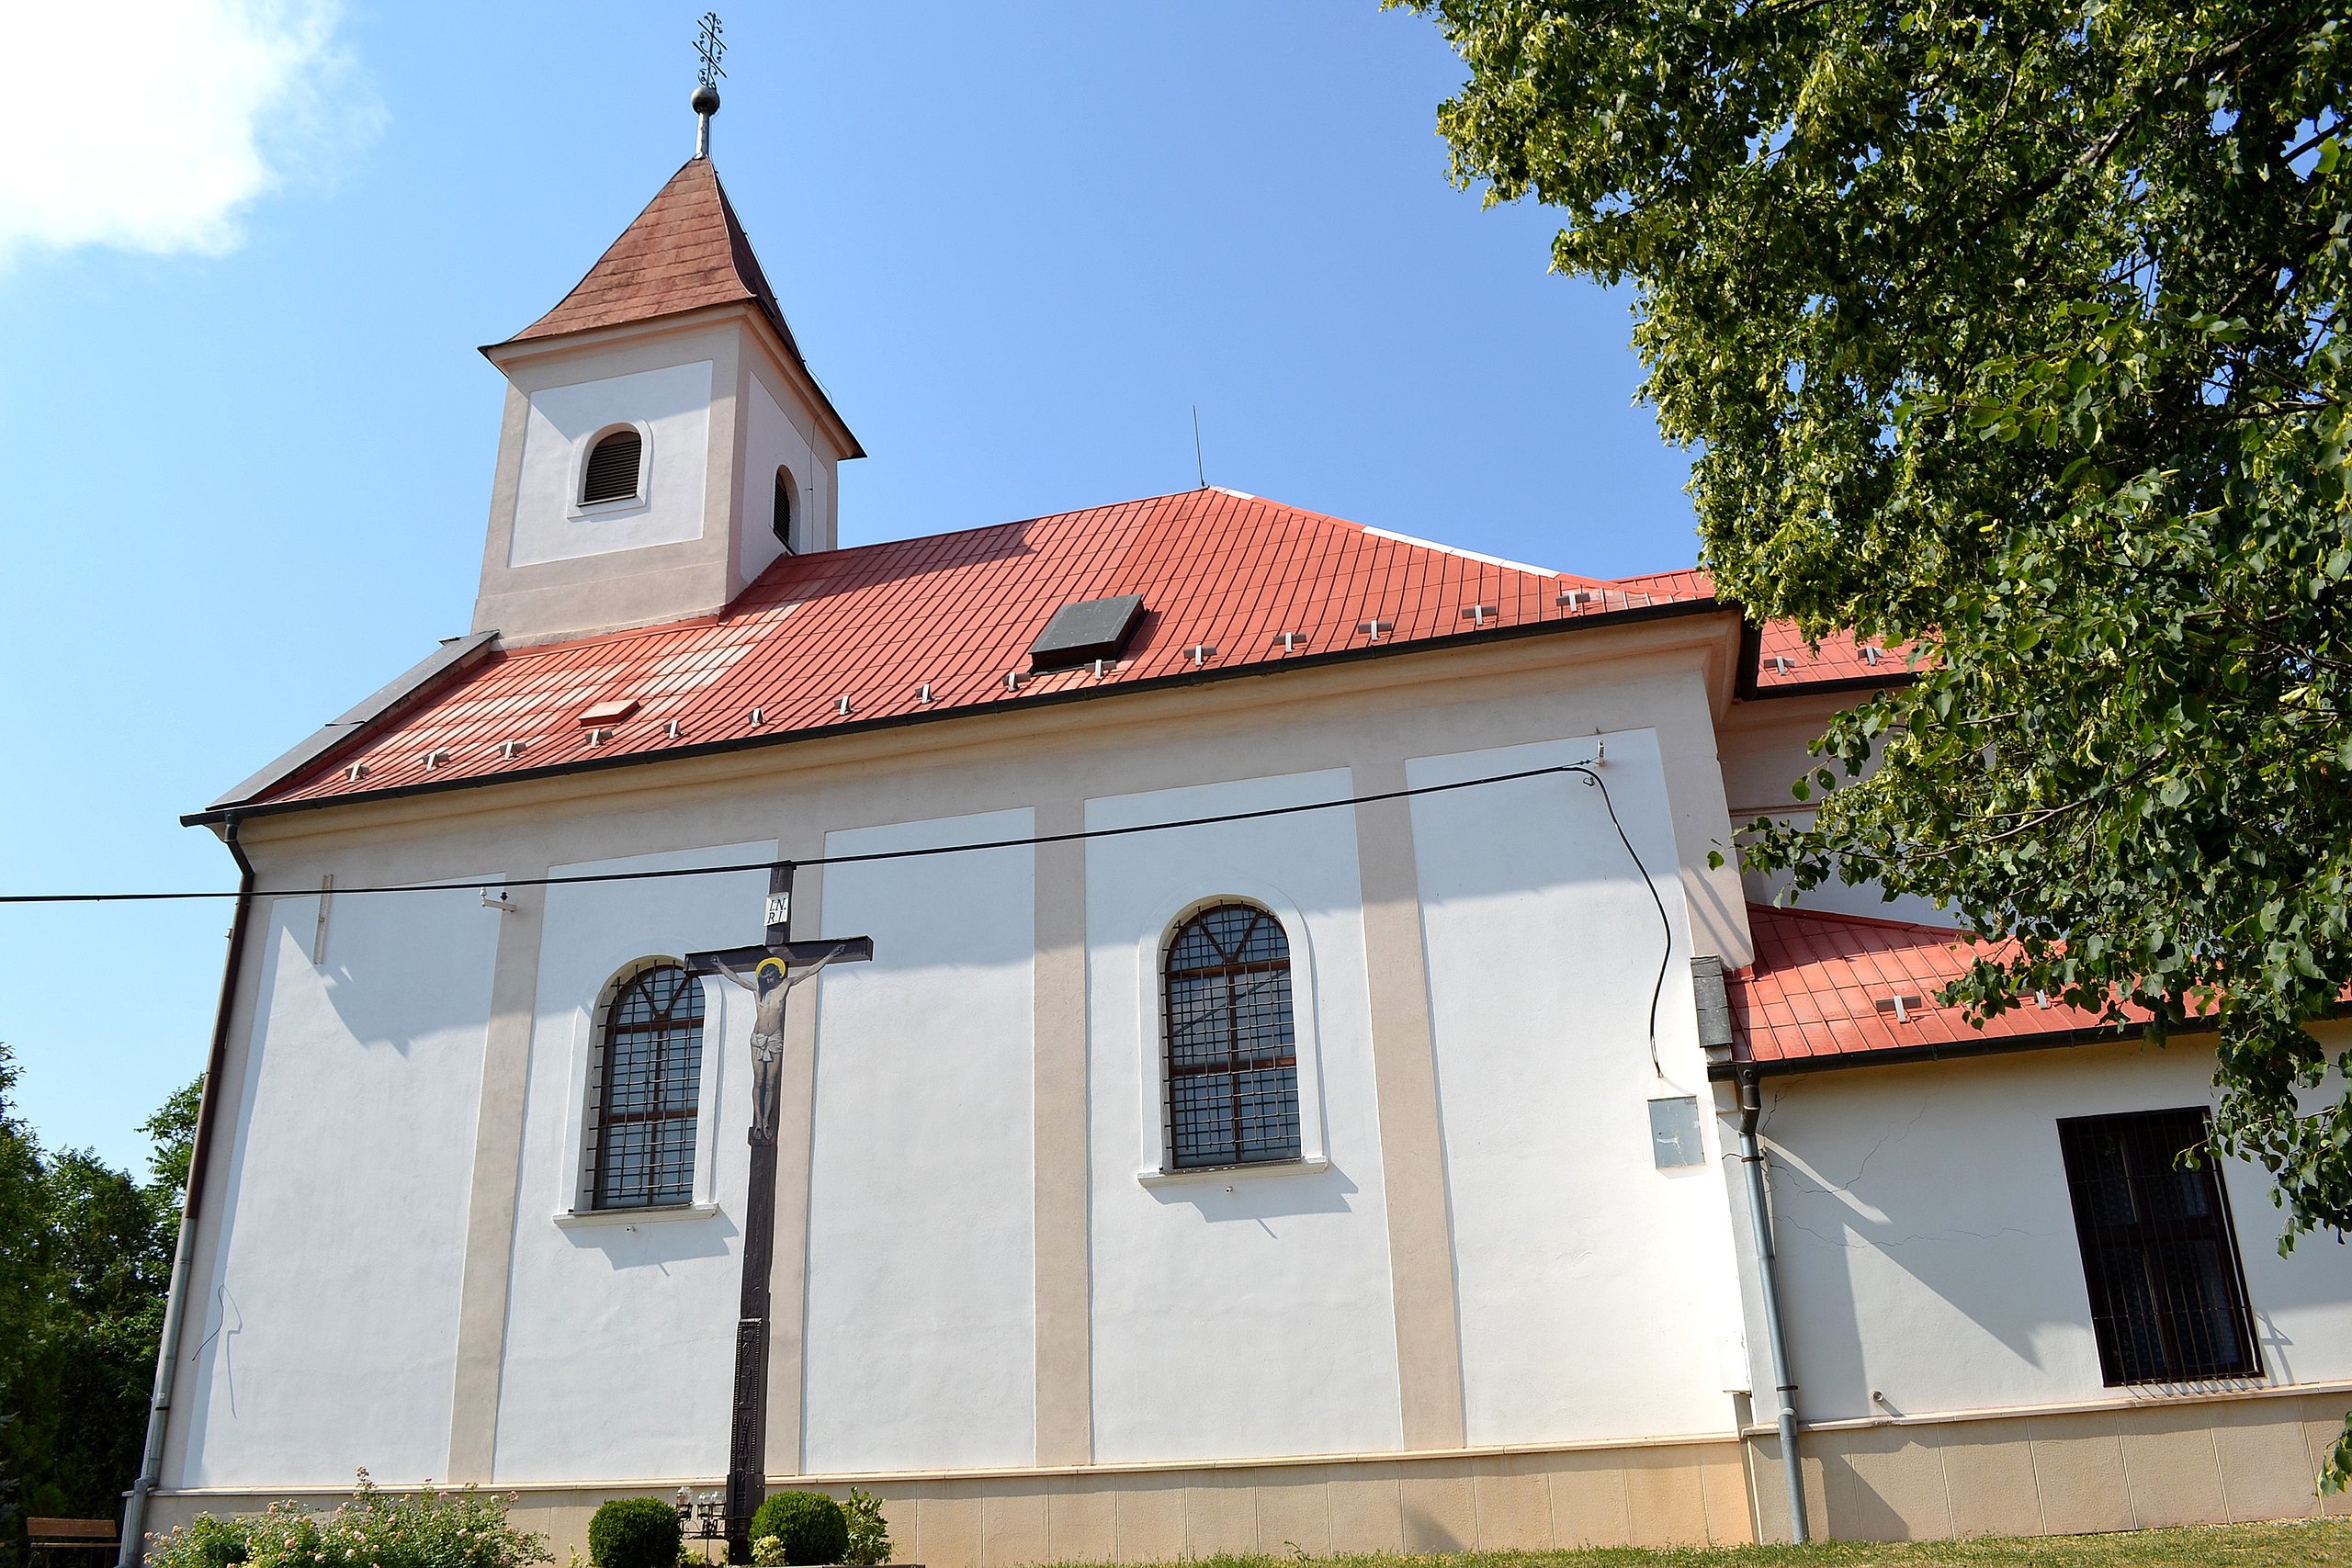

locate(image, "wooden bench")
(28, 1518), (119, 1567)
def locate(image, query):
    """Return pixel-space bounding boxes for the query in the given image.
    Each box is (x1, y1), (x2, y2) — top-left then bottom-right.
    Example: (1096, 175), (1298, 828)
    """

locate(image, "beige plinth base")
(144, 1437), (1752, 1567)
(1743, 1384), (2352, 1543)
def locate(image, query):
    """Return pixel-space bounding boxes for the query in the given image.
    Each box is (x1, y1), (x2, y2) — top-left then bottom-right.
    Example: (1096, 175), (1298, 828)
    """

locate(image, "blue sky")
(0, 2), (1698, 1168)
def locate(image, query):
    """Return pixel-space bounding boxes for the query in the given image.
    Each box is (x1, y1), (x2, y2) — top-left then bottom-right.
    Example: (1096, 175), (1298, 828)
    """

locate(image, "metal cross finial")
(695, 12), (727, 90)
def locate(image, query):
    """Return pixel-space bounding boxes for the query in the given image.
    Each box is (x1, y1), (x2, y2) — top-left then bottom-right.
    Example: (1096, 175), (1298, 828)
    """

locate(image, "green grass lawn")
(1104, 1518), (2352, 1568)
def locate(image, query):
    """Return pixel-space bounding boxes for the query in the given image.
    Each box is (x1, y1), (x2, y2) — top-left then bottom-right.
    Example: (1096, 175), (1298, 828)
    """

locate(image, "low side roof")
(1724, 902), (2136, 1077)
(1614, 569), (1910, 694)
(200, 489), (1716, 817)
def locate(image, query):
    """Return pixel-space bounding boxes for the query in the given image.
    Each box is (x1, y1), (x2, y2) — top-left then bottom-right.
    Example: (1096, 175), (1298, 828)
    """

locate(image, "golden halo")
(755, 956), (789, 986)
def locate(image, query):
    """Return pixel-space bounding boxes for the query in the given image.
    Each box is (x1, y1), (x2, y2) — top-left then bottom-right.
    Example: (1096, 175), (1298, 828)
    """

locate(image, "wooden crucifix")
(685, 863), (872, 1561)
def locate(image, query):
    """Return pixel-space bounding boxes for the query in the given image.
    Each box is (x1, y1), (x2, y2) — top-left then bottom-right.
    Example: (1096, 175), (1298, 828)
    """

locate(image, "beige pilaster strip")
(447, 870), (550, 1481)
(766, 854), (826, 1476)
(1031, 798), (1093, 1466)
(1352, 762), (1468, 1450)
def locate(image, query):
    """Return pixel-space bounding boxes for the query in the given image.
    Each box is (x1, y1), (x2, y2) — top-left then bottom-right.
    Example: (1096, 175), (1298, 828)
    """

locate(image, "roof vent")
(579, 698), (639, 727)
(1461, 604), (1498, 626)
(1028, 594), (1145, 671)
(581, 429), (642, 505)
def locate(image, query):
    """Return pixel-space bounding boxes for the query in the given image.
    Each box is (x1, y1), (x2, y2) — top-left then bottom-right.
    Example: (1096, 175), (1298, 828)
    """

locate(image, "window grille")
(584, 963), (706, 1209)
(2056, 1107), (2259, 1384)
(1163, 903), (1300, 1168)
(581, 428), (643, 504)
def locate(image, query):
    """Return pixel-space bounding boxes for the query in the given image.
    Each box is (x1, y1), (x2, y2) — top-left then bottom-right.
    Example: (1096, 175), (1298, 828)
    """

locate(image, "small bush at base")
(589, 1498), (683, 1568)
(839, 1490), (888, 1567)
(746, 1494), (845, 1566)
(749, 1538), (788, 1568)
(146, 1471), (549, 1568)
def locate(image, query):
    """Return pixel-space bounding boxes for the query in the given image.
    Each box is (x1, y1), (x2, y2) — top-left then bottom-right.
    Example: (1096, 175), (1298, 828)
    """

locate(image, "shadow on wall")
(311, 886), (505, 1056)
(1147, 1161), (1360, 1223)
(1760, 1080), (2084, 1414)
(560, 1209), (739, 1271)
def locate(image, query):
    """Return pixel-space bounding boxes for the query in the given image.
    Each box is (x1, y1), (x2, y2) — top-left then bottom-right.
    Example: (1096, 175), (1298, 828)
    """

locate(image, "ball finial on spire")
(693, 12), (726, 158)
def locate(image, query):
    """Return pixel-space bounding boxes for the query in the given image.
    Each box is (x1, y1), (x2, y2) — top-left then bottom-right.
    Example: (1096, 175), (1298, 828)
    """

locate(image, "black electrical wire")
(1569, 762), (1675, 1059)
(0, 761), (1680, 1044)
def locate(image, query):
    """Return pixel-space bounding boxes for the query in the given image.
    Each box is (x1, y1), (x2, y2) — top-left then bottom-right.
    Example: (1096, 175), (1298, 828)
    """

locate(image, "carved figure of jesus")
(713, 946), (846, 1144)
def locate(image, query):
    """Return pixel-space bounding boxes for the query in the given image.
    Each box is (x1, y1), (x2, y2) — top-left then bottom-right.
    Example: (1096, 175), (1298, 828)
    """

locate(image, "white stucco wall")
(176, 882), (503, 1487)
(1084, 770), (1405, 1464)
(739, 372), (831, 570)
(510, 362), (713, 568)
(1408, 730), (1748, 1446)
(1747, 1038), (2352, 1424)
(491, 842), (774, 1483)
(800, 811), (1038, 1473)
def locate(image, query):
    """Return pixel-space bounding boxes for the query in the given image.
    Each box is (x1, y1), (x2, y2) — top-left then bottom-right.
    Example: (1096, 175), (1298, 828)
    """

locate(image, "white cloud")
(0, 1), (379, 261)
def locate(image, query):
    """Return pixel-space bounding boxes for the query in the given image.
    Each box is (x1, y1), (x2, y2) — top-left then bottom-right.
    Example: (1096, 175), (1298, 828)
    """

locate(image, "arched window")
(581, 427), (644, 505)
(772, 466), (797, 550)
(584, 962), (706, 1209)
(1163, 903), (1300, 1168)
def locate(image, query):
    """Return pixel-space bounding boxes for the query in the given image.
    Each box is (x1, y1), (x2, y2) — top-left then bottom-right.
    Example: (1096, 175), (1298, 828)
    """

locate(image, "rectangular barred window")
(2056, 1107), (2260, 1385)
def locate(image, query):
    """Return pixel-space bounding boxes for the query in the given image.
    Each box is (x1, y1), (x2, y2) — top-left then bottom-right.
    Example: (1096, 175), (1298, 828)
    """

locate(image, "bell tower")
(471, 85), (862, 646)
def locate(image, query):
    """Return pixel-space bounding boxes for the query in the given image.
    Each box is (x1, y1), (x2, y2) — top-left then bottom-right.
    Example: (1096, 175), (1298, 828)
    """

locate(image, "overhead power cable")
(0, 760), (1677, 1043)
(6, 762), (1597, 901)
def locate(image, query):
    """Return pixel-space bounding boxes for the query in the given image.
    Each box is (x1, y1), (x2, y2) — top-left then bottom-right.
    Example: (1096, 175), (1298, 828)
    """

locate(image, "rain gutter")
(1736, 1068), (1811, 1544)
(121, 817), (255, 1567)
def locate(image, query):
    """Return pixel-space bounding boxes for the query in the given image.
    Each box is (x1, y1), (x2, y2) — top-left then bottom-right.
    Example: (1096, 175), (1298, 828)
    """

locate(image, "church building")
(134, 106), (2352, 1562)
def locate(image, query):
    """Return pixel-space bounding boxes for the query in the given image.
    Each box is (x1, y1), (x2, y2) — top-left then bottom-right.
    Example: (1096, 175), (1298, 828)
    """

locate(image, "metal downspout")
(1738, 1069), (1810, 1543)
(120, 817), (255, 1568)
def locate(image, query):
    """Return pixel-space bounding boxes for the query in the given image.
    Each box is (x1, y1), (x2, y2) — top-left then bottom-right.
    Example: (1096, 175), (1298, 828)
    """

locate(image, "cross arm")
(684, 936), (875, 975)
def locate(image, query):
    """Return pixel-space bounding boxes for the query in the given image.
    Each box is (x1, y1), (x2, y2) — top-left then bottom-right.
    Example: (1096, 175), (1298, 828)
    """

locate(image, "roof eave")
(181, 595), (1735, 828)
(1710, 1010), (2216, 1082)
(480, 300), (866, 461)
(196, 631), (503, 833)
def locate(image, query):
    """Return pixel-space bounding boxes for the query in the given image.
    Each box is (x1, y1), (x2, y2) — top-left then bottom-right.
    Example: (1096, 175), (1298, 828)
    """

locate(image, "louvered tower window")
(1163, 903), (1301, 1168)
(584, 962), (706, 1209)
(581, 428), (643, 504)
(2057, 1107), (2260, 1384)
(773, 466), (797, 550)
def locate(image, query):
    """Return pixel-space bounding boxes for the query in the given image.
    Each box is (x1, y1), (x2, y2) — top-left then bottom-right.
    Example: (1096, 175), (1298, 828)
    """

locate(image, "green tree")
(1398, 0), (2350, 1481)
(0, 1048), (202, 1527)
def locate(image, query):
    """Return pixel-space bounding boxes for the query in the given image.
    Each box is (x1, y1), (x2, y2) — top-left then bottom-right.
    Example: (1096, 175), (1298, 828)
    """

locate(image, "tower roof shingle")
(496, 157), (860, 453)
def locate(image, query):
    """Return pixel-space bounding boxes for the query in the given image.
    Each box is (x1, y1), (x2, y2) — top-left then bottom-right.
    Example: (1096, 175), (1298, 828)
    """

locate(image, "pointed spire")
(503, 158), (801, 356)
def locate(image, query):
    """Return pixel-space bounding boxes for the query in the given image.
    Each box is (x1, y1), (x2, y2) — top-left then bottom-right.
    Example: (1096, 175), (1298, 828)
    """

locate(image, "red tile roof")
(1728, 902), (2126, 1072)
(235, 490), (1693, 808)
(1613, 569), (1911, 692)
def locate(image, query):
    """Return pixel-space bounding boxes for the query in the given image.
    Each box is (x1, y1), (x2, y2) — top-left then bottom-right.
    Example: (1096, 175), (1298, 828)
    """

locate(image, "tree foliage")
(0, 1044), (201, 1532)
(1400, 0), (2351, 1481)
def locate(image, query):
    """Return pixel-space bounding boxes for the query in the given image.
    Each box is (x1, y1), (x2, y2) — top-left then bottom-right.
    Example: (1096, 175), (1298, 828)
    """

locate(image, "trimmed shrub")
(745, 1494), (845, 1566)
(146, 1472), (548, 1568)
(588, 1498), (682, 1568)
